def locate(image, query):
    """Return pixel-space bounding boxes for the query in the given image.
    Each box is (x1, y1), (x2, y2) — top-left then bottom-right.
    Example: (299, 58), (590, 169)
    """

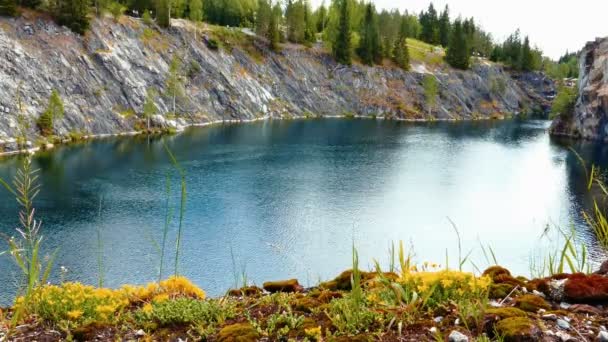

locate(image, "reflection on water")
(0, 119), (606, 304)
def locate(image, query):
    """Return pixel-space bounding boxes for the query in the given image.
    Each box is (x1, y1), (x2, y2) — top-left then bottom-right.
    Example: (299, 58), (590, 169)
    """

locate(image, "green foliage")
(392, 37), (410, 70)
(142, 10), (153, 25)
(188, 0), (203, 22)
(142, 87), (158, 131)
(419, 3), (439, 45)
(165, 55), (185, 115)
(156, 0), (171, 28)
(255, 0), (271, 37)
(326, 294), (382, 336)
(544, 52), (579, 79)
(438, 5), (450, 47)
(422, 74), (439, 113)
(490, 77), (507, 96)
(0, 159), (57, 323)
(550, 85), (577, 119)
(0, 0), (18, 17)
(286, 0), (312, 44)
(135, 298), (236, 327)
(445, 18), (470, 70)
(37, 89), (64, 136)
(520, 36), (534, 71)
(267, 3), (281, 51)
(356, 3), (381, 66)
(54, 0), (90, 34)
(204, 0), (257, 27)
(108, 1), (125, 21)
(491, 30), (543, 72)
(333, 0), (352, 65)
(265, 307), (305, 337)
(206, 37), (219, 50)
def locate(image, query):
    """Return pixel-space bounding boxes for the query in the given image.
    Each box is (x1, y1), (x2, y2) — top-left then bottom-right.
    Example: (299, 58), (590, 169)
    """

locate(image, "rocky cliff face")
(0, 12), (553, 153)
(550, 37), (608, 140)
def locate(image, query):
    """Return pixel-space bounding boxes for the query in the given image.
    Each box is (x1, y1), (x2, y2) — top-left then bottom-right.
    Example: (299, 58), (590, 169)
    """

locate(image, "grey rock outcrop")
(0, 14), (553, 153)
(550, 37), (608, 140)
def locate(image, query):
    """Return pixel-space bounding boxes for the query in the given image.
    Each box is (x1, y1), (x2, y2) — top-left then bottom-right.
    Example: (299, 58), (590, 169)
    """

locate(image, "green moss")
(263, 279), (301, 293)
(320, 270), (374, 291)
(228, 286), (262, 297)
(482, 266), (511, 279)
(486, 307), (528, 319)
(217, 323), (260, 342)
(494, 317), (540, 341)
(514, 294), (550, 313)
(489, 283), (515, 299)
(292, 296), (321, 313)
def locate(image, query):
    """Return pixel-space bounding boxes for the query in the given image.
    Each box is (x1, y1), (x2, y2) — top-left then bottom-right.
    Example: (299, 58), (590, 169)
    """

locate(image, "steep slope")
(550, 37), (608, 140)
(0, 13), (553, 153)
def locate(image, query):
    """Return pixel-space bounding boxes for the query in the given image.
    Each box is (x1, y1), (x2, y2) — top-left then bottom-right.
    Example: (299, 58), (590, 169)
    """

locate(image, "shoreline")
(0, 114), (514, 158)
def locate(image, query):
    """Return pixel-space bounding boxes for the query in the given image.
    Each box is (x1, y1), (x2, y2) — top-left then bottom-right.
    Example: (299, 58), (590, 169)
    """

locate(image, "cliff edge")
(550, 37), (608, 140)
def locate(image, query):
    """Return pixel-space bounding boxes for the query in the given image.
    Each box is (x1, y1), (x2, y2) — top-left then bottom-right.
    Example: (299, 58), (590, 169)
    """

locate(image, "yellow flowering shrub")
(17, 276), (206, 328)
(400, 270), (491, 308)
(368, 268), (491, 309)
(19, 282), (131, 326)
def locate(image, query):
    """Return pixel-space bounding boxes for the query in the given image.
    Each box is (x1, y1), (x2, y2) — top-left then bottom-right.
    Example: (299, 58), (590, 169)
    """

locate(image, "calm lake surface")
(0, 119), (607, 304)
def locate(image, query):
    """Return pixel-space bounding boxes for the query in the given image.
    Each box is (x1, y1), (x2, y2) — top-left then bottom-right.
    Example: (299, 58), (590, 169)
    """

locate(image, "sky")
(310, 0), (608, 60)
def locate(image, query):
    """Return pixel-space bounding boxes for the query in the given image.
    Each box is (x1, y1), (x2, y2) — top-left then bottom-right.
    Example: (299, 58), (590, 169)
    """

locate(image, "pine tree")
(445, 18), (470, 70)
(165, 55), (184, 116)
(21, 0), (41, 9)
(303, 2), (315, 44)
(189, 0), (202, 38)
(156, 0), (171, 28)
(37, 89), (64, 136)
(188, 0), (202, 21)
(267, 3), (281, 51)
(422, 74), (438, 115)
(419, 3), (438, 44)
(356, 3), (380, 66)
(55, 0), (90, 34)
(314, 1), (327, 33)
(392, 37), (410, 70)
(143, 87), (158, 131)
(438, 5), (450, 47)
(333, 0), (351, 65)
(255, 0), (271, 36)
(0, 0), (17, 16)
(520, 36), (533, 72)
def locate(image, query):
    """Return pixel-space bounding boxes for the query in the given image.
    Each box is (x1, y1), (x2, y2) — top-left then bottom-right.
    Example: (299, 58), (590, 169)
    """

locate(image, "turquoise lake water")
(0, 118), (606, 304)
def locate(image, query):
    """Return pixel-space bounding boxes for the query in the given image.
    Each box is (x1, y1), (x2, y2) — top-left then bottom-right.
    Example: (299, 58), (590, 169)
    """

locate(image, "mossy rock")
(525, 279), (549, 293)
(263, 279), (302, 293)
(486, 307), (528, 319)
(514, 294), (551, 312)
(293, 296), (321, 313)
(228, 286), (263, 297)
(494, 317), (541, 342)
(482, 266), (512, 279)
(217, 323), (260, 342)
(317, 290), (343, 303)
(489, 283), (516, 299)
(319, 270), (375, 291)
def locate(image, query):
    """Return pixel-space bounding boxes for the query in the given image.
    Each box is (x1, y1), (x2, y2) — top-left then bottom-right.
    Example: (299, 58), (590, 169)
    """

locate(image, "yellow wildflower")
(152, 293), (169, 303)
(66, 310), (83, 320)
(142, 303), (153, 314)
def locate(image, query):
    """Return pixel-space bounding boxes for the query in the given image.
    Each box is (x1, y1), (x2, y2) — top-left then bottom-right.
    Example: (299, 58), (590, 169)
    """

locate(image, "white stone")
(448, 331), (468, 342)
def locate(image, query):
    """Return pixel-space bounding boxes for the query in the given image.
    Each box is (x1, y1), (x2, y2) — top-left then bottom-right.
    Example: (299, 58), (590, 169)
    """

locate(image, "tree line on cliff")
(0, 0), (577, 75)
